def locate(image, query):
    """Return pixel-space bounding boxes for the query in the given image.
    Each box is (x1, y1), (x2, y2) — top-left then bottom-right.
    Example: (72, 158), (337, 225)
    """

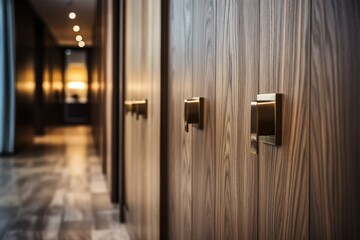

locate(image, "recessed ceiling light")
(78, 41), (85, 48)
(69, 12), (76, 19)
(73, 25), (80, 32)
(76, 35), (82, 41)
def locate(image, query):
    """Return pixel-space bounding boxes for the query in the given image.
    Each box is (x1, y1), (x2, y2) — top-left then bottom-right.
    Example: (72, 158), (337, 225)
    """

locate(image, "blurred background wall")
(12, 0), (64, 152)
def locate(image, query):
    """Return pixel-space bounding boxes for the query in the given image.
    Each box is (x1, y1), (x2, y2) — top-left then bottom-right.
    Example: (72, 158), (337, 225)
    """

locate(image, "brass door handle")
(184, 97), (203, 132)
(124, 100), (147, 119)
(251, 93), (282, 154)
(125, 100), (135, 114)
(134, 100), (147, 120)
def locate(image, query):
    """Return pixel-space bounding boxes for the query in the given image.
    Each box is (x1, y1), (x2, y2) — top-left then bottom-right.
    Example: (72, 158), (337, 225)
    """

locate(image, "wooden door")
(118, 0), (360, 238)
(167, 0), (193, 238)
(167, 0), (260, 238)
(146, 0), (359, 238)
(215, 0), (259, 239)
(123, 0), (161, 239)
(258, 0), (310, 239)
(167, 0), (217, 238)
(167, 0), (310, 239)
(191, 0), (216, 239)
(310, 1), (360, 238)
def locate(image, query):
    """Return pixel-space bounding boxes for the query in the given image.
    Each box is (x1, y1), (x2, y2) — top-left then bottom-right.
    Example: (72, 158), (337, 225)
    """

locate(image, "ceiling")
(28, 0), (97, 46)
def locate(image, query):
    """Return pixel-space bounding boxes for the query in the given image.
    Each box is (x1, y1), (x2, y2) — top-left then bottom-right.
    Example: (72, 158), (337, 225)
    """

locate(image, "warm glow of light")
(53, 81), (63, 91)
(78, 41), (85, 47)
(42, 81), (51, 91)
(92, 81), (99, 91)
(16, 80), (35, 93)
(67, 81), (87, 90)
(65, 63), (88, 102)
(66, 63), (87, 83)
(76, 35), (82, 41)
(69, 12), (76, 19)
(73, 25), (80, 32)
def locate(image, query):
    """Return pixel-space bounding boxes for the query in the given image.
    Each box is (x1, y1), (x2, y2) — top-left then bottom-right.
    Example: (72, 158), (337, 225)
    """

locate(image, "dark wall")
(43, 28), (64, 128)
(91, 0), (107, 169)
(33, 19), (44, 135)
(310, 0), (360, 238)
(14, 0), (63, 150)
(35, 20), (64, 135)
(14, 0), (37, 150)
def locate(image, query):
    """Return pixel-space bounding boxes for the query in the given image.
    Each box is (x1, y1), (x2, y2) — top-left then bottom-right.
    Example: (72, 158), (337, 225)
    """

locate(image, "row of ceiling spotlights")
(69, 12), (85, 48)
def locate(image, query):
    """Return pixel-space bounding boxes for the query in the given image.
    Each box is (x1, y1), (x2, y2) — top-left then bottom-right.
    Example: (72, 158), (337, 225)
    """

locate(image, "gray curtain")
(0, 0), (15, 154)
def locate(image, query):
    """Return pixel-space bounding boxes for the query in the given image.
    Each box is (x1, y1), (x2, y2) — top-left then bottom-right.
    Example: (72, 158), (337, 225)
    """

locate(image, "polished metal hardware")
(124, 100), (147, 119)
(134, 100), (147, 119)
(124, 100), (134, 114)
(251, 93), (282, 154)
(184, 97), (203, 132)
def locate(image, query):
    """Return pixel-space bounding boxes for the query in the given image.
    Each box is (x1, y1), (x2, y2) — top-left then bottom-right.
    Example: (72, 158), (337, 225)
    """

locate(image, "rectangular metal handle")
(250, 93), (282, 154)
(125, 100), (147, 119)
(134, 100), (147, 120)
(125, 100), (134, 114)
(251, 102), (259, 154)
(184, 97), (204, 132)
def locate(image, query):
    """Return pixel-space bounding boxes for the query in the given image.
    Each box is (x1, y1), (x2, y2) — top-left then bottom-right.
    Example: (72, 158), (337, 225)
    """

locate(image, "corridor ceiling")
(28, 0), (96, 46)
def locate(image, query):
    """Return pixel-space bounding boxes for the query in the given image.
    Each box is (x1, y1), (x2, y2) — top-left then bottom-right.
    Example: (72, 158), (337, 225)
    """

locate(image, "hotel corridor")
(0, 0), (359, 239)
(0, 127), (129, 239)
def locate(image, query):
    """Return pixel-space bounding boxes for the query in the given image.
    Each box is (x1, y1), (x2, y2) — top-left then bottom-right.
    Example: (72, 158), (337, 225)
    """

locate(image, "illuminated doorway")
(64, 49), (90, 123)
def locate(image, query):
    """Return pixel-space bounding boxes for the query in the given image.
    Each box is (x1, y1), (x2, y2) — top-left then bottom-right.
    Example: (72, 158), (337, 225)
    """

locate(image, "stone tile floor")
(0, 126), (130, 240)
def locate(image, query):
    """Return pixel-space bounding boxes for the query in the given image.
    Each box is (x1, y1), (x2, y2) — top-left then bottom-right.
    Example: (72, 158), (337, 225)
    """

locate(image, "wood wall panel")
(192, 0), (216, 239)
(310, 1), (360, 238)
(125, 0), (143, 237)
(167, 0), (217, 238)
(259, 0), (310, 239)
(144, 0), (161, 238)
(167, 0), (193, 238)
(122, 0), (360, 238)
(215, 0), (259, 239)
(124, 0), (135, 237)
(124, 0), (161, 239)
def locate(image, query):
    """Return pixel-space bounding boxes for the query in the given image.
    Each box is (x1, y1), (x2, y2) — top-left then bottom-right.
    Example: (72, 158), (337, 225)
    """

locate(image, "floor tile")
(0, 127), (130, 239)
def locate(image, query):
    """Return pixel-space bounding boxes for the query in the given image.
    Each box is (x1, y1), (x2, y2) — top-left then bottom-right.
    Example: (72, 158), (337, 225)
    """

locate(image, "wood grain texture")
(123, 0), (161, 239)
(310, 1), (360, 238)
(215, 0), (259, 239)
(259, 0), (310, 239)
(144, 0), (161, 239)
(124, 1), (136, 238)
(192, 0), (216, 239)
(167, 0), (193, 239)
(123, 0), (135, 229)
